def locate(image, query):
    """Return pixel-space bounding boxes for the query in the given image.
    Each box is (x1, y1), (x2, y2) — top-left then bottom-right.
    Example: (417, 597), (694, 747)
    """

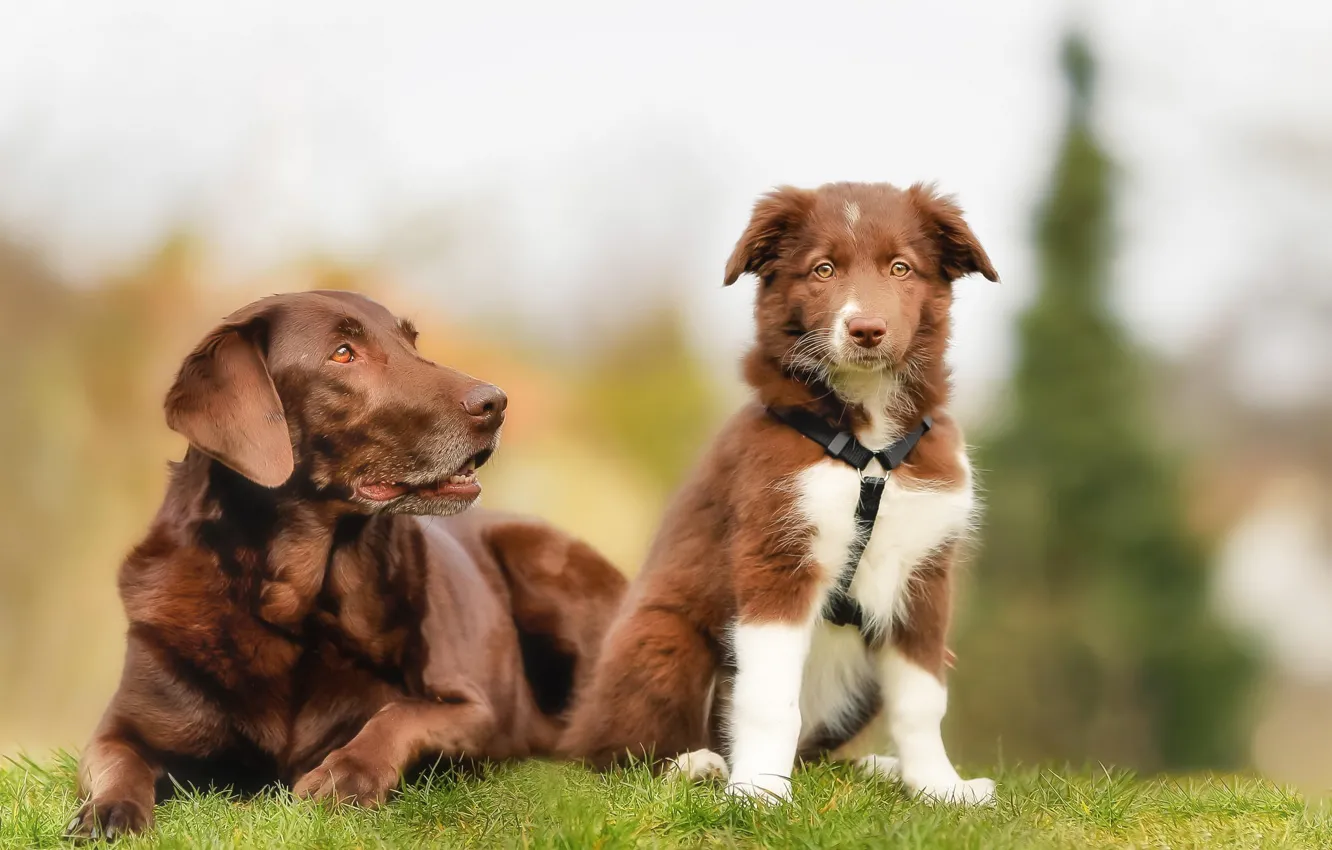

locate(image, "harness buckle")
(827, 431), (852, 460)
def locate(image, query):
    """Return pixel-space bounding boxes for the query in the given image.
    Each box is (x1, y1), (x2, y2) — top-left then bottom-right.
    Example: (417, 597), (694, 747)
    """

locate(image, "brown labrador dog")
(66, 291), (627, 840)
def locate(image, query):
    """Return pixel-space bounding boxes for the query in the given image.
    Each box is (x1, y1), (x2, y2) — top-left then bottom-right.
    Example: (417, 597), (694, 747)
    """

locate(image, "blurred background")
(2, 0), (1330, 794)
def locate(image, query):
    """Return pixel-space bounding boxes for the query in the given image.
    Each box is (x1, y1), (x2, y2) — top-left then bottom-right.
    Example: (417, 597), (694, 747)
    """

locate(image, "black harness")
(767, 407), (933, 637)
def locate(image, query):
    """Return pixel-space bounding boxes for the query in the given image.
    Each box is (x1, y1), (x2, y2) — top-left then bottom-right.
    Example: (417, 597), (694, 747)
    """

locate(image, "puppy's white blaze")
(880, 648), (995, 805)
(844, 200), (861, 228)
(726, 621), (815, 800)
(830, 300), (861, 353)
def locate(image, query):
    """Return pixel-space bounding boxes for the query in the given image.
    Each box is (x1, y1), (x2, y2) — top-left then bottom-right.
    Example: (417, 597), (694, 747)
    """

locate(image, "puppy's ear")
(908, 183), (999, 283)
(165, 315), (293, 488)
(723, 186), (814, 285)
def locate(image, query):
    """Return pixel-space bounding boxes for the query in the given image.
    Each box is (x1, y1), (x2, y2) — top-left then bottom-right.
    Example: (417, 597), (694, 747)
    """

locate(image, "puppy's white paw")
(665, 749), (729, 783)
(725, 773), (792, 803)
(854, 754), (901, 780)
(910, 776), (996, 806)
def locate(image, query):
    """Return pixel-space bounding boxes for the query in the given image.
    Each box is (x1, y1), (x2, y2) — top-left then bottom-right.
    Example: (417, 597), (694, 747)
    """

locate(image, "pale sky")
(2, 0), (1330, 410)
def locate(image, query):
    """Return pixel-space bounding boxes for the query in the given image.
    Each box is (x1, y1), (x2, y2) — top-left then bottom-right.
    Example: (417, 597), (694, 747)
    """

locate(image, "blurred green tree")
(576, 306), (724, 496)
(950, 33), (1255, 769)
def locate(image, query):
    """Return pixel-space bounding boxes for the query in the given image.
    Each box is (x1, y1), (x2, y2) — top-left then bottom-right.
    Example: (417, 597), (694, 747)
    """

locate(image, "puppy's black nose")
(462, 384), (507, 432)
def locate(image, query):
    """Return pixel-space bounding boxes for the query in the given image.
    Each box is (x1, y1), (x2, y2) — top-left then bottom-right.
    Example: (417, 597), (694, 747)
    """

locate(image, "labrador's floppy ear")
(907, 183), (999, 283)
(165, 315), (293, 488)
(723, 186), (815, 286)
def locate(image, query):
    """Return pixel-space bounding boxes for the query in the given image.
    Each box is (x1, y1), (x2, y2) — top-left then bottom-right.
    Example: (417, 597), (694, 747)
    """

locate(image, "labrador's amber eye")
(330, 344), (355, 364)
(813, 262), (835, 280)
(890, 261), (911, 277)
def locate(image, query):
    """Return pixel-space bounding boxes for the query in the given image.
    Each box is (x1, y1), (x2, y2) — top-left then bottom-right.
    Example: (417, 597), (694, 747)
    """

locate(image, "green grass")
(3, 754), (1328, 849)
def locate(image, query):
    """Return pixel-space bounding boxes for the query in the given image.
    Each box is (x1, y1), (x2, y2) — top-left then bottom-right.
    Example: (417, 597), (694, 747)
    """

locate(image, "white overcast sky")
(2, 0), (1330, 409)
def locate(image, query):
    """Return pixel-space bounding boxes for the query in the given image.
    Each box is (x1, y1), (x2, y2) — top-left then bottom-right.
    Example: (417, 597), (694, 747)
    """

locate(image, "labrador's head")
(165, 290), (504, 515)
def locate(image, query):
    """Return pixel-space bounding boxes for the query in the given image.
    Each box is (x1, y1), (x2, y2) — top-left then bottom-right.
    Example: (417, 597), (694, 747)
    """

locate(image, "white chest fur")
(794, 449), (974, 626)
(791, 444), (975, 738)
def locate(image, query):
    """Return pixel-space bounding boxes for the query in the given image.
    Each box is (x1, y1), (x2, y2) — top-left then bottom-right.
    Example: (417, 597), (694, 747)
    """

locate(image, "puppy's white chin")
(832, 358), (893, 373)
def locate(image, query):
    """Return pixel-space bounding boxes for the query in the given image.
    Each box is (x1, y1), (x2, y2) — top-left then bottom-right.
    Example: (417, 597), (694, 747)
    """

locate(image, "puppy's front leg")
(880, 550), (994, 805)
(294, 684), (496, 806)
(722, 491), (828, 803)
(725, 618), (815, 802)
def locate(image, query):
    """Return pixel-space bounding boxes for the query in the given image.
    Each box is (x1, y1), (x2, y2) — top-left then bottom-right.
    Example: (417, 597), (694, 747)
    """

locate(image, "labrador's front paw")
(65, 798), (153, 841)
(294, 747), (399, 807)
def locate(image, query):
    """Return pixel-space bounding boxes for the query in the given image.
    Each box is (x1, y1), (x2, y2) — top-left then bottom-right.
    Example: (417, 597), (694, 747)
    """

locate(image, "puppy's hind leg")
(666, 746), (730, 782)
(559, 605), (717, 769)
(825, 713), (902, 782)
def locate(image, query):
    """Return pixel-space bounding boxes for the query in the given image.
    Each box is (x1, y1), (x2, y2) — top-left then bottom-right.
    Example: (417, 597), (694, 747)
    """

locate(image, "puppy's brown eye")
(330, 344), (355, 364)
(890, 261), (911, 277)
(813, 262), (835, 280)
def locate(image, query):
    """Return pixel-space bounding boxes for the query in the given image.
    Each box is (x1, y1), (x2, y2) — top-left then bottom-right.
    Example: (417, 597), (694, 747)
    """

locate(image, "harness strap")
(767, 406), (878, 470)
(767, 407), (931, 474)
(767, 407), (933, 636)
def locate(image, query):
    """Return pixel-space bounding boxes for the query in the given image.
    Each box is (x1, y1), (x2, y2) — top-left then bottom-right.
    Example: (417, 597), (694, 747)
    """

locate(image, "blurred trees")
(0, 235), (207, 750)
(575, 307), (724, 494)
(950, 34), (1256, 769)
(0, 237), (68, 697)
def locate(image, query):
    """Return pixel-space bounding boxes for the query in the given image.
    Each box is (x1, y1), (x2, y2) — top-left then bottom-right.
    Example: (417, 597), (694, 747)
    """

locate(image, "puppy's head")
(725, 182), (997, 380)
(165, 291), (504, 515)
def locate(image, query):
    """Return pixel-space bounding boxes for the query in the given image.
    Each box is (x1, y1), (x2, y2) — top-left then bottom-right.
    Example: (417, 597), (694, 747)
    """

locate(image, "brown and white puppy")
(67, 291), (626, 840)
(560, 182), (998, 804)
